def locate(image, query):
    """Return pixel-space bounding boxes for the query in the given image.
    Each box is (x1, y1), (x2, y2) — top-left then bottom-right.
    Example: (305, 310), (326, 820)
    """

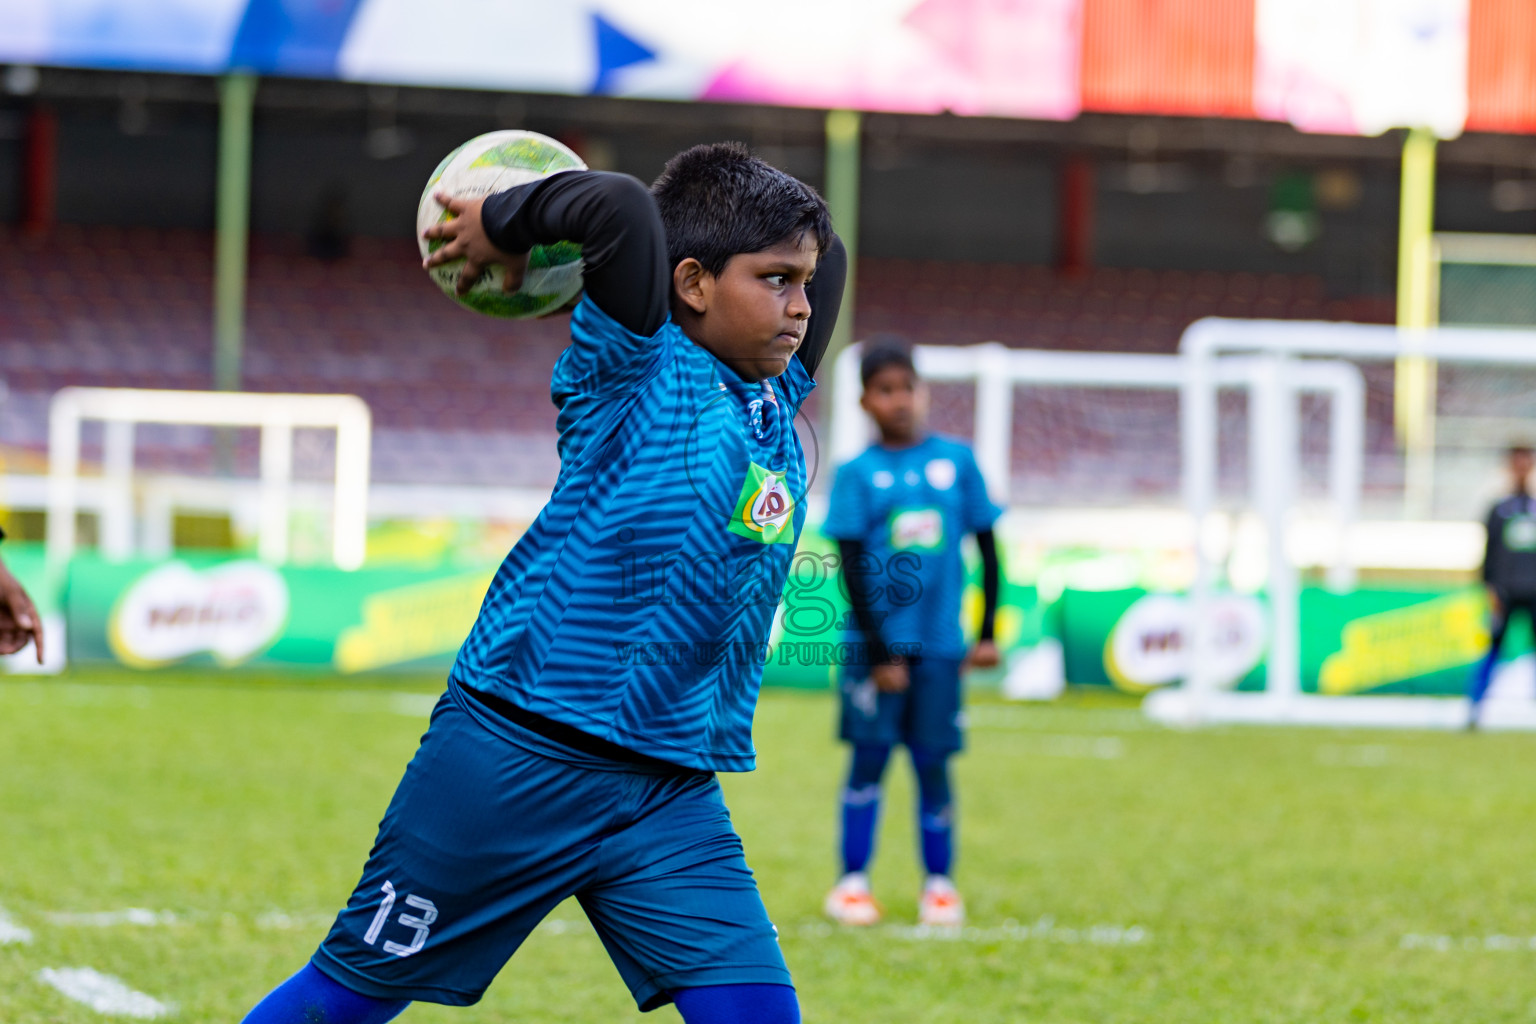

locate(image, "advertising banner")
(765, 535), (1046, 688)
(1254, 0), (1469, 137)
(11, 0), (1526, 134)
(59, 545), (1045, 688)
(52, 545), (1509, 698)
(1060, 585), (1514, 696)
(66, 553), (495, 675)
(0, 0), (1083, 121)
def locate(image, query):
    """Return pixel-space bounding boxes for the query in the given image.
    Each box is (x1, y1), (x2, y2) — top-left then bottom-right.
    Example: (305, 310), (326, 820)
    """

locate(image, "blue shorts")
(312, 681), (790, 1011)
(838, 657), (964, 753)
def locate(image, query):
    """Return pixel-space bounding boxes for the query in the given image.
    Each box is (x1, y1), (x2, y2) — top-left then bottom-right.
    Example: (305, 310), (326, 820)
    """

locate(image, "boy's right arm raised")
(483, 171), (669, 336)
(425, 171), (670, 338)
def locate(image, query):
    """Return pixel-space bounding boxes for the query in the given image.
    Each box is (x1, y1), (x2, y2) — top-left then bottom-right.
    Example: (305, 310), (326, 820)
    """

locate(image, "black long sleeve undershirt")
(976, 528), (1000, 642)
(837, 538), (893, 665)
(796, 235), (846, 378)
(835, 528), (1001, 666)
(482, 171), (669, 337)
(480, 170), (846, 377)
(837, 529), (1002, 662)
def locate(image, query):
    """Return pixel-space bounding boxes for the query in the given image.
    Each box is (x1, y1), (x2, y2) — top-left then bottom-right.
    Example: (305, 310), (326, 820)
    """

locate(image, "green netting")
(1440, 263), (1536, 327)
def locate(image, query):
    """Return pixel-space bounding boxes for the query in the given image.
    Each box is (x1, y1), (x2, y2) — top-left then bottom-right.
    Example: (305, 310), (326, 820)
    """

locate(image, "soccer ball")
(416, 130), (586, 318)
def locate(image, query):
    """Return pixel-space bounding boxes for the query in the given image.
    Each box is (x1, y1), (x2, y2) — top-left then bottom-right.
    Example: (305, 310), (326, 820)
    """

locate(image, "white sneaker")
(824, 872), (881, 926)
(918, 875), (964, 927)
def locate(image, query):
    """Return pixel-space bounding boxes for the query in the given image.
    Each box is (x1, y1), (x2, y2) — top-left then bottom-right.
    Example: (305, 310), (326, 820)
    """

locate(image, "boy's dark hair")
(1509, 444), (1534, 459)
(860, 339), (916, 387)
(650, 142), (832, 276)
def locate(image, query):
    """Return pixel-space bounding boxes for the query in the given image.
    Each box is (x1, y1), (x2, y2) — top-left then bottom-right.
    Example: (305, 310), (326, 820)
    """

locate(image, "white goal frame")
(46, 388), (372, 580)
(1150, 317), (1536, 731)
(830, 342), (1365, 591)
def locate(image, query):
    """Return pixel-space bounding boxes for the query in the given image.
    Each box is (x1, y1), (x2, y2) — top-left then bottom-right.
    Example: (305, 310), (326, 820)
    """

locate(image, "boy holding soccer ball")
(822, 343), (1002, 929)
(243, 143), (843, 1024)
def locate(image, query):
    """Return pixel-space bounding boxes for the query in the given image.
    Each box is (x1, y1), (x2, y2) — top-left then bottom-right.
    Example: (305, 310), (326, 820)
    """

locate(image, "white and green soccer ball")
(417, 130), (586, 319)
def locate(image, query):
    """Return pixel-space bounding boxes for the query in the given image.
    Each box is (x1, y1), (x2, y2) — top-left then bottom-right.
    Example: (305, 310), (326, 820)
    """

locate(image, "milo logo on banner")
(108, 561), (290, 668)
(1103, 593), (1267, 693)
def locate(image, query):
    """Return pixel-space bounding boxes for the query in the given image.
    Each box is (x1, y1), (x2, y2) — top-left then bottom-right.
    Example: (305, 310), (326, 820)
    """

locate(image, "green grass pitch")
(4, 671), (1536, 1022)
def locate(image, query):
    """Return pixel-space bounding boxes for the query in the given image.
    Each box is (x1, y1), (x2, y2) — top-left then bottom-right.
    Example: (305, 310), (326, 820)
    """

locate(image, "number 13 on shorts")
(362, 881), (439, 958)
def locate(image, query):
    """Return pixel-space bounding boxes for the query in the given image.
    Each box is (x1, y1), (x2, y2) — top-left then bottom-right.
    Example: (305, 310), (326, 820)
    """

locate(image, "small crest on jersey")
(730, 462), (796, 545)
(925, 458), (957, 490)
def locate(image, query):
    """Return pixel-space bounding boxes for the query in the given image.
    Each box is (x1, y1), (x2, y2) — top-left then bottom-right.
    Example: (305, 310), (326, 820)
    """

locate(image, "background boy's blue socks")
(841, 744), (892, 874)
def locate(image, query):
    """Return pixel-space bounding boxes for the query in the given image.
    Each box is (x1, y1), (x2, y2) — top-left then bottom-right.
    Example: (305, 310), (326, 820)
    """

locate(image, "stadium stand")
(0, 224), (1395, 498)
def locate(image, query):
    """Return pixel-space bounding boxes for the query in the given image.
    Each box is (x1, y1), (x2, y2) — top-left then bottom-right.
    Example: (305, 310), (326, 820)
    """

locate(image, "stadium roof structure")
(6, 0), (1536, 138)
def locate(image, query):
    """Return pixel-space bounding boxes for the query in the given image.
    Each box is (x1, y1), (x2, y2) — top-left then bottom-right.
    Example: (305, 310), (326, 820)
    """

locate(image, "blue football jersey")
(450, 298), (812, 772)
(821, 436), (1002, 661)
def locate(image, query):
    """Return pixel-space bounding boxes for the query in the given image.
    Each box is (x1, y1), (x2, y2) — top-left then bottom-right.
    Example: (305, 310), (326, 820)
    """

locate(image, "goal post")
(829, 341), (1365, 582)
(1156, 317), (1536, 730)
(1392, 231), (1536, 516)
(45, 388), (372, 589)
(830, 325), (1536, 730)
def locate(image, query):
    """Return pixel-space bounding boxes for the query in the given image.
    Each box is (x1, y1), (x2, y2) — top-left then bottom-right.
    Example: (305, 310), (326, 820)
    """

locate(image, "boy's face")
(1512, 450), (1534, 488)
(672, 233), (818, 382)
(860, 364), (924, 442)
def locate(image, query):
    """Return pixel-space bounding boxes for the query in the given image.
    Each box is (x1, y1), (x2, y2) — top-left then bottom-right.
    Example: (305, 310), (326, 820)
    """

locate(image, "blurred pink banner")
(702, 0), (1082, 120)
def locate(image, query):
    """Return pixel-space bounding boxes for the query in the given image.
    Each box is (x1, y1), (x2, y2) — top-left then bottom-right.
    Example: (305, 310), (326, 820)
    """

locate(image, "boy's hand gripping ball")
(417, 130), (586, 318)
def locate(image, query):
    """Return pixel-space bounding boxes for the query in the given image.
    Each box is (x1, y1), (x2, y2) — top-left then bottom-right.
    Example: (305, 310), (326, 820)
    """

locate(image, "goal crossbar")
(46, 388), (372, 583)
(1169, 317), (1536, 730)
(831, 343), (1364, 590)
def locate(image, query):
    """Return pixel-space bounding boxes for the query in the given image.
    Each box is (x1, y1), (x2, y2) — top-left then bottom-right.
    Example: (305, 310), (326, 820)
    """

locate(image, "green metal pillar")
(821, 108), (861, 444)
(214, 71), (255, 394)
(1395, 126), (1438, 516)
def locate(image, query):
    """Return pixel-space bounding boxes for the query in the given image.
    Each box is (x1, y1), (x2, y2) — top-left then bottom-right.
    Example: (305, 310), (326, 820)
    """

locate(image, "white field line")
(529, 914), (1151, 945)
(40, 908), (338, 931)
(535, 918), (593, 936)
(0, 682), (440, 719)
(1316, 743), (1393, 767)
(255, 911), (336, 930)
(1402, 933), (1536, 952)
(968, 732), (1127, 759)
(46, 909), (178, 927)
(330, 691), (439, 717)
(36, 967), (174, 1019)
(0, 683), (154, 708)
(967, 706), (1153, 732)
(798, 916), (1149, 945)
(42, 908), (333, 931)
(0, 907), (33, 944)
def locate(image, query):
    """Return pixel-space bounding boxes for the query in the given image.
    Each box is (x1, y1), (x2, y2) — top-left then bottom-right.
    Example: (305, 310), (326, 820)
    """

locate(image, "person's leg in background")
(904, 657), (966, 926)
(825, 742), (892, 925)
(841, 743), (892, 877)
(910, 745), (962, 926)
(1469, 593), (1512, 729)
(910, 746), (954, 879)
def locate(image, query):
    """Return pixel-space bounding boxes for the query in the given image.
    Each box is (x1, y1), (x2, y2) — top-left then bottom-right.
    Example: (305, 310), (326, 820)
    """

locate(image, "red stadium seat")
(0, 229), (1404, 494)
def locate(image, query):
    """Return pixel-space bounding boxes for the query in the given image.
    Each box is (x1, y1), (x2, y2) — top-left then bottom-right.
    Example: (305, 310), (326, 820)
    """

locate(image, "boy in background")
(822, 343), (1002, 927)
(1469, 444), (1536, 729)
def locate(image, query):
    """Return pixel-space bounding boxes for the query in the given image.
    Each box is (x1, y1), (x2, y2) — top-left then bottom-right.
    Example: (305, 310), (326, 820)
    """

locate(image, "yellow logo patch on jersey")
(729, 462), (797, 545)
